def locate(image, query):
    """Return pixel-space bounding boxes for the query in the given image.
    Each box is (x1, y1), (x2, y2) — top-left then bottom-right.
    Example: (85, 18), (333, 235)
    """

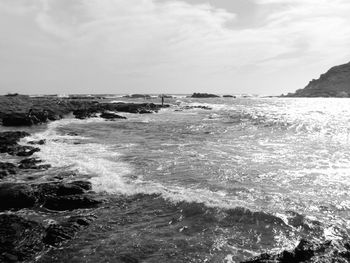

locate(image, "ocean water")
(13, 97), (350, 262)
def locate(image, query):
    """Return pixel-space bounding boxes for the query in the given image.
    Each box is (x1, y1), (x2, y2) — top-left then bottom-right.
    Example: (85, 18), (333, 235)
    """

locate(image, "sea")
(4, 96), (350, 262)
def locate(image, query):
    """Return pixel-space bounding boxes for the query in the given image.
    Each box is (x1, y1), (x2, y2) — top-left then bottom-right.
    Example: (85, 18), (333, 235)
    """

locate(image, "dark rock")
(0, 131), (39, 157)
(2, 113), (33, 126)
(0, 214), (46, 262)
(73, 109), (98, 119)
(100, 111), (127, 120)
(0, 162), (17, 179)
(69, 180), (92, 191)
(43, 214), (96, 246)
(18, 158), (51, 170)
(27, 139), (46, 145)
(223, 95), (236, 98)
(2, 110), (50, 126)
(243, 239), (350, 263)
(10, 145), (40, 157)
(180, 105), (212, 110)
(0, 183), (36, 210)
(0, 131), (29, 146)
(191, 93), (220, 98)
(123, 94), (151, 99)
(284, 61), (350, 97)
(42, 195), (101, 211)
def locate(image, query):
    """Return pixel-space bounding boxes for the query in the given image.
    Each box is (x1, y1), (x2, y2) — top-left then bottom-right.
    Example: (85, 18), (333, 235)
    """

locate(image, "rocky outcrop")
(191, 93), (220, 98)
(0, 214), (46, 262)
(123, 94), (151, 99)
(0, 181), (100, 211)
(0, 183), (37, 210)
(44, 214), (97, 246)
(18, 158), (51, 170)
(0, 213), (97, 262)
(243, 239), (350, 263)
(284, 61), (350, 97)
(100, 111), (127, 120)
(223, 95), (236, 98)
(0, 131), (40, 157)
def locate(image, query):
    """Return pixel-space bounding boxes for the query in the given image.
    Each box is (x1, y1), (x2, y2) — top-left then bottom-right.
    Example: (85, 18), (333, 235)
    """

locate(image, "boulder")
(0, 183), (36, 210)
(0, 214), (46, 262)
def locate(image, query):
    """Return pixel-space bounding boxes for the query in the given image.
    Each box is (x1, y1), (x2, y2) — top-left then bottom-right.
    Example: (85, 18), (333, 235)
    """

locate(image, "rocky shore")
(1, 94), (349, 262)
(0, 94), (170, 262)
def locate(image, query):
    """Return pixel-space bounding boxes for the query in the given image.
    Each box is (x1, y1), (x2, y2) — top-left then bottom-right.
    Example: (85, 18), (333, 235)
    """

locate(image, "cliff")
(284, 61), (350, 97)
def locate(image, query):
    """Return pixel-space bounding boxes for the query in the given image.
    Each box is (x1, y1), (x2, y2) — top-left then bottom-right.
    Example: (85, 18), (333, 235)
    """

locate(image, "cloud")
(0, 0), (350, 94)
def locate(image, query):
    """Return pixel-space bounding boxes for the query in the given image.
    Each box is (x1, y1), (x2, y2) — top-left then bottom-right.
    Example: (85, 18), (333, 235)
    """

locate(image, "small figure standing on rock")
(27, 109), (39, 125)
(161, 94), (164, 106)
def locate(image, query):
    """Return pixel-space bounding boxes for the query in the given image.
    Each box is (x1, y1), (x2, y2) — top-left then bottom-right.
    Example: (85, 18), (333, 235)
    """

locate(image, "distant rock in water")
(191, 93), (220, 98)
(124, 94), (151, 99)
(223, 95), (236, 98)
(284, 61), (350, 97)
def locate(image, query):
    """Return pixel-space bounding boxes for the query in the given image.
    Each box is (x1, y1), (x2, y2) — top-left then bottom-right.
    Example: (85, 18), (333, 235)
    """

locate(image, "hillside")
(284, 61), (350, 97)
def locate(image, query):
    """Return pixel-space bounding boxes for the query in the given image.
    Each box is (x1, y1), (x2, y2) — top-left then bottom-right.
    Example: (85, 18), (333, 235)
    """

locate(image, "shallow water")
(12, 97), (350, 262)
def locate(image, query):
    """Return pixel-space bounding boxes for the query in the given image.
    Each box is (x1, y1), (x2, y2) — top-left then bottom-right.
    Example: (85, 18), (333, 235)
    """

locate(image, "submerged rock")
(0, 214), (46, 262)
(44, 214), (97, 246)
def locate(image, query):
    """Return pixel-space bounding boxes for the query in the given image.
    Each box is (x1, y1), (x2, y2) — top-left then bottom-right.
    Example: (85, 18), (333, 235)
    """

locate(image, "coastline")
(1, 95), (350, 262)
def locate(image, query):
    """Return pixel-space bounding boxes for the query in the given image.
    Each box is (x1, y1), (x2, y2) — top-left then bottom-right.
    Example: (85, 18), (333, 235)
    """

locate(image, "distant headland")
(283, 61), (350, 97)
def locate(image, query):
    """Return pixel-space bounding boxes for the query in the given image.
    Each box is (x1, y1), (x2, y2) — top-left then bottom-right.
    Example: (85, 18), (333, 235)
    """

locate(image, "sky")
(0, 0), (350, 95)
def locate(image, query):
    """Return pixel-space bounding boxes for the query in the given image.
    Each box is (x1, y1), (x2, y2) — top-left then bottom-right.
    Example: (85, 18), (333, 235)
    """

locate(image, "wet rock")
(0, 183), (36, 210)
(100, 111), (127, 120)
(37, 181), (90, 197)
(0, 162), (17, 179)
(18, 158), (51, 170)
(0, 131), (39, 156)
(73, 109), (98, 119)
(9, 145), (40, 157)
(43, 214), (96, 246)
(0, 214), (46, 262)
(2, 110), (50, 126)
(69, 180), (92, 191)
(2, 113), (33, 126)
(43, 195), (101, 211)
(243, 239), (350, 263)
(27, 139), (46, 145)
(0, 131), (29, 145)
(223, 95), (236, 98)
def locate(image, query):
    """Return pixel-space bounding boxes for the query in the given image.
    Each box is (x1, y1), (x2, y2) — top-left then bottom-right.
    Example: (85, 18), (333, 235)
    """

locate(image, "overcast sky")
(1, 0), (350, 95)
